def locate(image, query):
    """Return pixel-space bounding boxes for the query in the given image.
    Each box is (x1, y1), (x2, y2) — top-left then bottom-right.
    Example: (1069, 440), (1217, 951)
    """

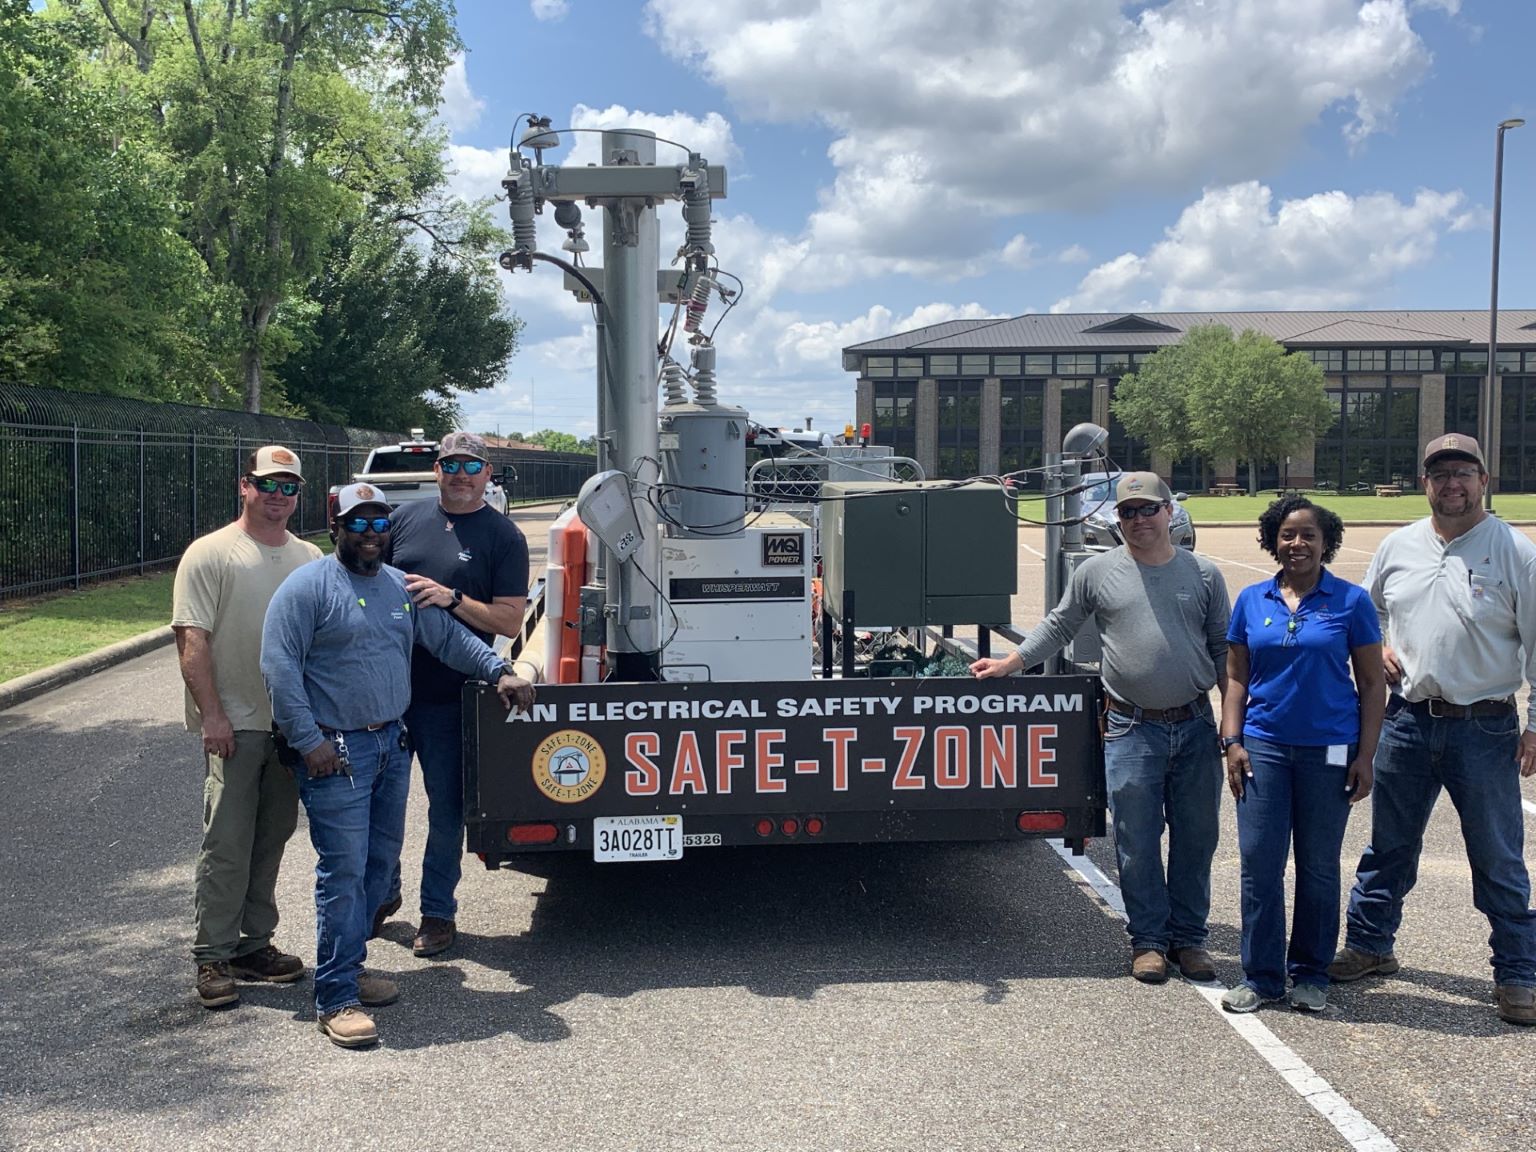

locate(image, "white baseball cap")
(249, 445), (303, 479)
(334, 482), (393, 518)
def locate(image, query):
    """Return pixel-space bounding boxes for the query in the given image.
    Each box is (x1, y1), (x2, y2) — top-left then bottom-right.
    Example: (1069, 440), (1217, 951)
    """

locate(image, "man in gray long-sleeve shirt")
(261, 483), (534, 1049)
(972, 471), (1230, 985)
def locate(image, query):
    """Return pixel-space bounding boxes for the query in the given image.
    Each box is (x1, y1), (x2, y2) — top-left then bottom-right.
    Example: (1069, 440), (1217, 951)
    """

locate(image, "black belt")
(1389, 695), (1515, 720)
(1106, 695), (1204, 723)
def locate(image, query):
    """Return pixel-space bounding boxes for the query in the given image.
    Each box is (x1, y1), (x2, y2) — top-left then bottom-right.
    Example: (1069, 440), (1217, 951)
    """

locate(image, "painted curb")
(0, 625), (175, 713)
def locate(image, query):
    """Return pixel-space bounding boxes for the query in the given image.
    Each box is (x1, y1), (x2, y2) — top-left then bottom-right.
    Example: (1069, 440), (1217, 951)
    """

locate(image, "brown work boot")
(413, 916), (456, 958)
(358, 972), (399, 1007)
(195, 962), (239, 1008)
(317, 1006), (378, 1049)
(1326, 946), (1400, 983)
(1167, 945), (1217, 983)
(371, 895), (402, 940)
(1131, 948), (1168, 984)
(228, 945), (305, 984)
(1495, 985), (1536, 1026)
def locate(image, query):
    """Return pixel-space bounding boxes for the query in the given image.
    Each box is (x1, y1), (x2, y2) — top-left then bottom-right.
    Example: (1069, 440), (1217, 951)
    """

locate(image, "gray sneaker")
(1326, 946), (1400, 983)
(1289, 983), (1328, 1012)
(1220, 984), (1278, 1014)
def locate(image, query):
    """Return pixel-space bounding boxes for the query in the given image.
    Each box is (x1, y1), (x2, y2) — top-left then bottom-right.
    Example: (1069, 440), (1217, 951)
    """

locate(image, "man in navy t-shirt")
(378, 431), (529, 957)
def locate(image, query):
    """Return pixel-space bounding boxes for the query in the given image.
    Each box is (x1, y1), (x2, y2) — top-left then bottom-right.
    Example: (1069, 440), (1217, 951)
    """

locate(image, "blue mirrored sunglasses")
(438, 458), (487, 475)
(247, 476), (301, 496)
(341, 516), (392, 534)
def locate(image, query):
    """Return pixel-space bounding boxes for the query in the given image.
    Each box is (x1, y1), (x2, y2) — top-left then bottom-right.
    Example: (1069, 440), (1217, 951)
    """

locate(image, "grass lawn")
(1181, 491), (1536, 522)
(0, 534), (335, 684)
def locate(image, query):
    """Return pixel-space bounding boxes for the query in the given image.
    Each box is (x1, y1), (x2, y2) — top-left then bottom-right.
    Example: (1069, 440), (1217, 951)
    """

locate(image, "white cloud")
(443, 143), (506, 207)
(531, 0), (570, 20)
(1052, 181), (1468, 312)
(1057, 244), (1092, 264)
(645, 0), (1439, 275)
(438, 55), (484, 134)
(564, 103), (739, 169)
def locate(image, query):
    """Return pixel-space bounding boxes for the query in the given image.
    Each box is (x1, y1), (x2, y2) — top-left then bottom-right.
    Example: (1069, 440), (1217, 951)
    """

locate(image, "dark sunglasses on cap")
(1116, 501), (1167, 521)
(246, 475), (301, 497)
(340, 516), (392, 534)
(438, 458), (487, 475)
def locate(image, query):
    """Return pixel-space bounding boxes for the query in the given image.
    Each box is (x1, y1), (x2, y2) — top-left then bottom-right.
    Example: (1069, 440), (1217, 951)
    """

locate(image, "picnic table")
(1374, 484), (1402, 497)
(1211, 483), (1243, 496)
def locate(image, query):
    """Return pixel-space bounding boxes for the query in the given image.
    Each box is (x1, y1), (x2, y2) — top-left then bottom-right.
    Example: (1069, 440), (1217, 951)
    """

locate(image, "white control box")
(658, 514), (813, 682)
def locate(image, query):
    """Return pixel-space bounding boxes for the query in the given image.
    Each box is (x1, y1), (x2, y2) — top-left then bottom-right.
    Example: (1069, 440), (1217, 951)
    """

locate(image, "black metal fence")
(0, 386), (593, 599)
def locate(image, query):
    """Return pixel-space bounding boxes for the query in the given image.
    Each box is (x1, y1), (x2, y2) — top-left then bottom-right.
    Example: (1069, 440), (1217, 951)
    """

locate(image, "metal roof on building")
(845, 309), (1536, 355)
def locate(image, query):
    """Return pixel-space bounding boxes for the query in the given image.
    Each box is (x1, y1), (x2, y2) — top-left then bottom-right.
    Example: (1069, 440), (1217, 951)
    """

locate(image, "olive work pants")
(192, 730), (300, 964)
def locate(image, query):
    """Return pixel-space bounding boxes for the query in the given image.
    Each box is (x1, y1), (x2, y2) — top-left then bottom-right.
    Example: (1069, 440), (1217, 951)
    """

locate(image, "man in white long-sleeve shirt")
(1329, 434), (1536, 1026)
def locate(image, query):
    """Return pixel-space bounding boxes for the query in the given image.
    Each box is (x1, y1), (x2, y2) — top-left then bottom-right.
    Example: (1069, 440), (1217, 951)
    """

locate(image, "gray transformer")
(660, 401), (749, 537)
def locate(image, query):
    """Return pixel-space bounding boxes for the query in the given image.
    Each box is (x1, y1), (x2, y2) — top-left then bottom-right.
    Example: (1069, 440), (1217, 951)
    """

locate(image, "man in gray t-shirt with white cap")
(972, 471), (1231, 986)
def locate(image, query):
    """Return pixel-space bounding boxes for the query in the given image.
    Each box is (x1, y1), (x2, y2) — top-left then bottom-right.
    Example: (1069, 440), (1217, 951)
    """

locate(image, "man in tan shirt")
(172, 446), (322, 1008)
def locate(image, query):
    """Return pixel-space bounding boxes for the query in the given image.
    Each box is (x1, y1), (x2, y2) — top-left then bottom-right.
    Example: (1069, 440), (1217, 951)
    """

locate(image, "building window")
(929, 355), (958, 376)
(1056, 353), (1096, 375)
(1307, 350), (1344, 372)
(999, 379), (1044, 478)
(961, 354), (991, 376)
(1025, 354), (1053, 375)
(935, 380), (982, 478)
(1497, 351), (1522, 374)
(1388, 349), (1434, 372)
(1500, 376), (1536, 492)
(1105, 380), (1148, 471)
(865, 357), (894, 377)
(994, 355), (1021, 375)
(1315, 377), (1420, 490)
(1060, 381), (1092, 431)
(1100, 352), (1131, 375)
(896, 356), (924, 378)
(1444, 376), (1481, 435)
(1346, 350), (1386, 371)
(872, 380), (917, 458)
(1454, 350), (1488, 374)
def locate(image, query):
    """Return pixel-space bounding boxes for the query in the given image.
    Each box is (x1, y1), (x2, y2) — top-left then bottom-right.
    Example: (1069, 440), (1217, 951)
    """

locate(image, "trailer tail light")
(507, 822), (559, 845)
(755, 818), (774, 838)
(805, 816), (825, 837)
(780, 817), (800, 838)
(1016, 811), (1067, 833)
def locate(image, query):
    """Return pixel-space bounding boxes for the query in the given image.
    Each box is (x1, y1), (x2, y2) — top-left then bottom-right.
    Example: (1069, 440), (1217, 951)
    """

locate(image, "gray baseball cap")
(1113, 471), (1173, 507)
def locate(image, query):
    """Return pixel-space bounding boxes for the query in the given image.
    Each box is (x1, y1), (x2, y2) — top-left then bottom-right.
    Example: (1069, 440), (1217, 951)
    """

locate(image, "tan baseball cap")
(334, 482), (393, 518)
(249, 445), (303, 479)
(438, 430), (490, 461)
(1422, 433), (1485, 470)
(1113, 471), (1173, 507)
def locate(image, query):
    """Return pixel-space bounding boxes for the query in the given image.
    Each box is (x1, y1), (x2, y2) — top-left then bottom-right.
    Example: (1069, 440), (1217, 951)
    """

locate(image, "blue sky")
(436, 0), (1534, 438)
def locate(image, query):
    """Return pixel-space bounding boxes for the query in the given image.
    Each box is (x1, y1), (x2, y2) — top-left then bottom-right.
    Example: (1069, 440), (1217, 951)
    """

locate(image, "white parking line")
(1523, 799), (1536, 819)
(1196, 551), (1272, 575)
(1048, 840), (1400, 1152)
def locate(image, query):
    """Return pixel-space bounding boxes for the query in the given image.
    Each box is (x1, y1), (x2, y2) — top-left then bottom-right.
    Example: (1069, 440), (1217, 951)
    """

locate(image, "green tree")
(521, 429), (583, 454)
(85, 0), (463, 412)
(0, 1), (215, 397)
(1113, 325), (1334, 493)
(275, 218), (520, 433)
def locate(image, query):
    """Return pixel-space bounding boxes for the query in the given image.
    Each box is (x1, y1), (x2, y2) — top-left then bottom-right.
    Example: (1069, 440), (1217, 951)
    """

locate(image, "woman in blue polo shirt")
(1219, 495), (1385, 1014)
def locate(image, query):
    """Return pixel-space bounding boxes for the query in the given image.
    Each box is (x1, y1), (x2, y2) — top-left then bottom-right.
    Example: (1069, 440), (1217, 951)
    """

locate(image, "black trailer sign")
(464, 676), (1104, 859)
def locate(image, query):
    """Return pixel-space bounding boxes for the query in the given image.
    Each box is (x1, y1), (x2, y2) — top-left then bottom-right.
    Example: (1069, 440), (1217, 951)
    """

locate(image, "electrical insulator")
(660, 359), (687, 407)
(680, 156), (714, 257)
(691, 345), (717, 406)
(503, 160), (537, 259)
(682, 271), (715, 335)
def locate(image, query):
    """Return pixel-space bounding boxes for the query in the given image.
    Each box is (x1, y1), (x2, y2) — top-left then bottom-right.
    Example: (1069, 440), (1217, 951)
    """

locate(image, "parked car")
(1075, 471), (1197, 551)
(326, 430), (514, 521)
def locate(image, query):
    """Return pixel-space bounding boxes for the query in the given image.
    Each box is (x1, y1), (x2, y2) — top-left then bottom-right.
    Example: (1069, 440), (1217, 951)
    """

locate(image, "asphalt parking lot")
(1, 505), (1534, 1151)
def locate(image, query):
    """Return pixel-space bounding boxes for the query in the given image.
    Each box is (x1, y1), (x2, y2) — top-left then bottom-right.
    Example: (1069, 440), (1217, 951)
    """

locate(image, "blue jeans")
(1103, 702), (1222, 953)
(1344, 701), (1536, 987)
(1235, 738), (1356, 998)
(384, 698), (465, 922)
(296, 722), (411, 1016)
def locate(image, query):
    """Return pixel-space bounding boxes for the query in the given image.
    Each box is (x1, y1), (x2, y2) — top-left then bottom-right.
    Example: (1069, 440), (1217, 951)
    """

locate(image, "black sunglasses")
(1116, 502), (1167, 521)
(438, 459), (487, 475)
(340, 516), (392, 534)
(247, 476), (301, 497)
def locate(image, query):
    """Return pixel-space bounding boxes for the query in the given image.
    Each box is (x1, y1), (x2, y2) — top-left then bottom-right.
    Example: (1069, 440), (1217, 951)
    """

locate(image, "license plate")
(593, 815), (683, 862)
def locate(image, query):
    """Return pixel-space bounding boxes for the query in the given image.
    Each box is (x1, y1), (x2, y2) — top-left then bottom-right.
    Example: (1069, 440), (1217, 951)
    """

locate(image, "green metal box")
(820, 482), (1017, 627)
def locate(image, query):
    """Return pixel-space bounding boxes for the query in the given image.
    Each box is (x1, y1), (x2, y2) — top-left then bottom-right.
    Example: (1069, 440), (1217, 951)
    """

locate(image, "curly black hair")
(1256, 494), (1343, 564)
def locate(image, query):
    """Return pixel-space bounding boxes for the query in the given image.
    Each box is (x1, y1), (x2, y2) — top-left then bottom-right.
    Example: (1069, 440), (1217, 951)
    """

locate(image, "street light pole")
(1484, 117), (1524, 512)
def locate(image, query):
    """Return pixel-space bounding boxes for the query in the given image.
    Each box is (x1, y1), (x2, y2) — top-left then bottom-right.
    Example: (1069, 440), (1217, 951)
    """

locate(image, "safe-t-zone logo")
(761, 532), (805, 567)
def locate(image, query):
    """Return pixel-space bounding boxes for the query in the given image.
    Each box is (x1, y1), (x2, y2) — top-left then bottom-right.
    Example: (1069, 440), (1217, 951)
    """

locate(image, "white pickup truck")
(327, 429), (513, 518)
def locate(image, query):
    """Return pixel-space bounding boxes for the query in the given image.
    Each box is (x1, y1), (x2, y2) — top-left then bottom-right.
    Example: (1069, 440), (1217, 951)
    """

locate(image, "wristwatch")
(1220, 735), (1244, 752)
(450, 588), (464, 610)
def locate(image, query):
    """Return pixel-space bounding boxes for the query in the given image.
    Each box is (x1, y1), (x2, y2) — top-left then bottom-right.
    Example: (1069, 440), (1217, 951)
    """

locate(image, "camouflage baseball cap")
(437, 431), (490, 461)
